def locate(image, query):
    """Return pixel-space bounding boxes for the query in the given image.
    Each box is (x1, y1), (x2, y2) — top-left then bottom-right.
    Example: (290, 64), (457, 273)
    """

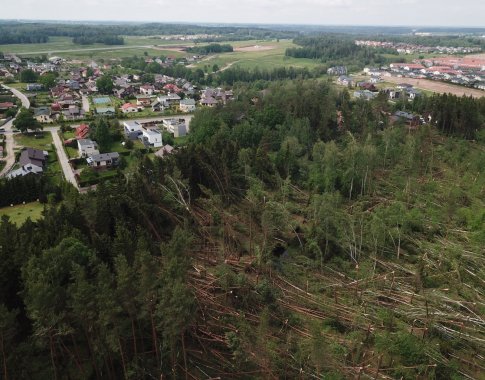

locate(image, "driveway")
(81, 95), (90, 113)
(45, 126), (79, 190)
(0, 84), (31, 177)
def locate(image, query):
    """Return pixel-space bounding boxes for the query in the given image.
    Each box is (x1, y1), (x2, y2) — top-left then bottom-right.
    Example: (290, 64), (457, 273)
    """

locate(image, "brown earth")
(234, 45), (276, 52)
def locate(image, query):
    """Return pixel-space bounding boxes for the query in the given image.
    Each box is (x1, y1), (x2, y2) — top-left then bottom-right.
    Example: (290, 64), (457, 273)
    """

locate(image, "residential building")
(87, 152), (120, 168)
(95, 107), (115, 116)
(26, 83), (43, 91)
(154, 144), (175, 158)
(34, 107), (53, 123)
(121, 103), (139, 113)
(141, 128), (163, 148)
(7, 147), (48, 178)
(123, 121), (143, 139)
(75, 124), (90, 139)
(77, 139), (99, 158)
(179, 98), (196, 113)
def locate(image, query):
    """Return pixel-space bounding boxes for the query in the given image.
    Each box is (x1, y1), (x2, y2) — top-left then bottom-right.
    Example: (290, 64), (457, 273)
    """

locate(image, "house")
(120, 103), (139, 114)
(393, 111), (421, 129)
(200, 97), (218, 107)
(62, 105), (85, 120)
(0, 102), (15, 112)
(26, 83), (43, 91)
(123, 121), (143, 140)
(327, 66), (347, 76)
(354, 90), (377, 100)
(151, 100), (165, 112)
(140, 84), (155, 95)
(95, 107), (115, 116)
(75, 124), (90, 139)
(157, 93), (181, 107)
(406, 88), (421, 100)
(87, 152), (120, 168)
(179, 98), (196, 113)
(34, 107), (53, 123)
(163, 118), (188, 137)
(77, 139), (99, 158)
(136, 95), (152, 107)
(357, 82), (378, 92)
(141, 128), (163, 148)
(337, 76), (354, 86)
(7, 147), (48, 178)
(154, 144), (175, 158)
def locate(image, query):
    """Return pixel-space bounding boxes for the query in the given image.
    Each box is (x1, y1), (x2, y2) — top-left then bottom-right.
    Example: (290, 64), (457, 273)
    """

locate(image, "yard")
(14, 131), (53, 151)
(14, 132), (64, 183)
(0, 201), (45, 226)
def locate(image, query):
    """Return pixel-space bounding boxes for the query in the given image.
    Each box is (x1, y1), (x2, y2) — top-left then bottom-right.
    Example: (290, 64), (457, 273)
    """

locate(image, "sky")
(1, 0), (485, 27)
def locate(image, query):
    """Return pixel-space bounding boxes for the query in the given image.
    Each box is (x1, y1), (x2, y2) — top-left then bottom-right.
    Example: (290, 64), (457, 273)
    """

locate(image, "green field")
(191, 40), (322, 71)
(0, 201), (44, 226)
(0, 36), (190, 60)
(0, 37), (325, 70)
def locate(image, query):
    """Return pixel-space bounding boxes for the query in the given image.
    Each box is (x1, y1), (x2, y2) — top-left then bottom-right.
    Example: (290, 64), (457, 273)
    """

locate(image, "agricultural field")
(191, 39), (323, 71)
(0, 201), (44, 226)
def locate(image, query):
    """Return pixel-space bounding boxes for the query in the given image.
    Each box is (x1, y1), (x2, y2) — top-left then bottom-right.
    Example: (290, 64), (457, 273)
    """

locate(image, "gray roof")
(88, 152), (120, 162)
(19, 147), (47, 168)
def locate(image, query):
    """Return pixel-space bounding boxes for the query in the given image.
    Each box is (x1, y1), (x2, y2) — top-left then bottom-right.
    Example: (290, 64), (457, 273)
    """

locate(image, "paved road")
(45, 127), (79, 190)
(0, 85), (31, 177)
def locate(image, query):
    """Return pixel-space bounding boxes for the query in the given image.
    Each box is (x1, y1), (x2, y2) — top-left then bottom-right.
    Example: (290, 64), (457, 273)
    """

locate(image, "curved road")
(0, 85), (30, 177)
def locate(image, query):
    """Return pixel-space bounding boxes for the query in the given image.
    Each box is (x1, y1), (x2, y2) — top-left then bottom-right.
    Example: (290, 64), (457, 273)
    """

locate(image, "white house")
(179, 98), (196, 113)
(141, 128), (163, 148)
(121, 103), (139, 113)
(78, 139), (99, 158)
(123, 121), (143, 140)
(140, 84), (155, 95)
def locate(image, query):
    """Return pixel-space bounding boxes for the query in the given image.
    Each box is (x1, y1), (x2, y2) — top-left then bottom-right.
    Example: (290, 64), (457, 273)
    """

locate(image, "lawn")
(0, 201), (45, 226)
(14, 132), (53, 151)
(14, 132), (64, 183)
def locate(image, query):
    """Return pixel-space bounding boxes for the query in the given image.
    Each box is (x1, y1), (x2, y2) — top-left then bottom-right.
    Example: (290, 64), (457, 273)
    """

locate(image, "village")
(0, 52), (234, 190)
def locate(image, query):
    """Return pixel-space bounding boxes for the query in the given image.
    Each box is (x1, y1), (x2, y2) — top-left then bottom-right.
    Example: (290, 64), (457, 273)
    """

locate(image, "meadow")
(0, 201), (44, 225)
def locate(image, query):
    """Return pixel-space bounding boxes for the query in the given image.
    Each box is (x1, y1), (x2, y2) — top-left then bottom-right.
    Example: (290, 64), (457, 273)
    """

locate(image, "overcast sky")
(2, 0), (485, 27)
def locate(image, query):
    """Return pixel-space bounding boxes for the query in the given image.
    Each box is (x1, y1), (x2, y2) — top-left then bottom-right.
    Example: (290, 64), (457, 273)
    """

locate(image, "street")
(45, 126), (79, 190)
(0, 84), (31, 177)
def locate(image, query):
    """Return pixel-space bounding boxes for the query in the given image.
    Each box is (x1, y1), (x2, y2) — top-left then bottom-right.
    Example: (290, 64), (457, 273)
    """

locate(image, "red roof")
(75, 124), (90, 139)
(0, 102), (15, 109)
(121, 103), (136, 110)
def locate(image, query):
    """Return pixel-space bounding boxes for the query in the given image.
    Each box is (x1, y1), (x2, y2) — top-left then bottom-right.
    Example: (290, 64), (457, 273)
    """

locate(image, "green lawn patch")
(0, 201), (45, 226)
(14, 132), (53, 151)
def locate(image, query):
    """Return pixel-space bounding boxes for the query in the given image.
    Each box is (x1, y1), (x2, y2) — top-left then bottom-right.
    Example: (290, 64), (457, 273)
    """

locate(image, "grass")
(14, 132), (53, 151)
(14, 131), (64, 183)
(191, 39), (323, 71)
(0, 201), (45, 226)
(1, 37), (325, 69)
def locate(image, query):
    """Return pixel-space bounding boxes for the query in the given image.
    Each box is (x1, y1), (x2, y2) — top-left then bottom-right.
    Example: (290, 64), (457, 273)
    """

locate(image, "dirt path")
(234, 45), (276, 52)
(384, 76), (485, 98)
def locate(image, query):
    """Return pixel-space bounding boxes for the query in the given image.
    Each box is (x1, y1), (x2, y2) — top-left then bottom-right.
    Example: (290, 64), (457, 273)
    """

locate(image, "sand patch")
(234, 45), (276, 52)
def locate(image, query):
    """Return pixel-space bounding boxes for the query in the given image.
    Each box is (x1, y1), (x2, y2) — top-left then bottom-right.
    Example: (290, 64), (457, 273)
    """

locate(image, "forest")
(0, 22), (298, 45)
(186, 43), (234, 55)
(0, 80), (484, 379)
(120, 55), (320, 86)
(286, 35), (390, 70)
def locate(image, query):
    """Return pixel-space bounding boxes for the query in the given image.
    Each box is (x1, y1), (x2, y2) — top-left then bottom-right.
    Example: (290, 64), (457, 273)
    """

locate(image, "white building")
(77, 139), (100, 158)
(142, 128), (163, 148)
